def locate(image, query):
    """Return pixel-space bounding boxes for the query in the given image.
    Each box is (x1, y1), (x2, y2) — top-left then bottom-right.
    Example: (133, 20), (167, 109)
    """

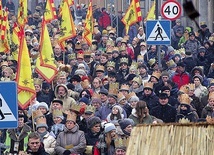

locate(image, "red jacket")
(172, 72), (190, 89)
(98, 11), (111, 29)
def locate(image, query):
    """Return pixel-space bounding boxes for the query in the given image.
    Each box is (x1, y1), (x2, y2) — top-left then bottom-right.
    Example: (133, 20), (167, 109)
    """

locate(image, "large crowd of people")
(0, 0), (214, 155)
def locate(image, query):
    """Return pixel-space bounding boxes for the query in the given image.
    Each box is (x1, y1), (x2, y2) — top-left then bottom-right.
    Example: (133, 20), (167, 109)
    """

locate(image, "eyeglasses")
(95, 54), (100, 56)
(30, 142), (40, 145)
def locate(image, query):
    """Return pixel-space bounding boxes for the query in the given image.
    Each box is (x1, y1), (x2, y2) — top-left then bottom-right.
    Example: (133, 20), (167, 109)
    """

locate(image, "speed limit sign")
(161, 0), (182, 20)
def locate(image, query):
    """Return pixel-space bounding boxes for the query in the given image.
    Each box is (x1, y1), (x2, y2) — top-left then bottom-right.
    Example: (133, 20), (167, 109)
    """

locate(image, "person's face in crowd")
(66, 121), (75, 130)
(100, 55), (108, 64)
(34, 84), (41, 93)
(79, 101), (87, 107)
(54, 45), (62, 55)
(163, 90), (171, 97)
(57, 76), (67, 84)
(83, 112), (93, 120)
(209, 86), (214, 92)
(208, 99), (214, 108)
(96, 71), (104, 79)
(102, 36), (108, 44)
(137, 59), (144, 66)
(37, 106), (47, 115)
(194, 70), (201, 76)
(95, 52), (101, 61)
(100, 93), (108, 102)
(140, 45), (147, 51)
(139, 28), (144, 35)
(115, 148), (126, 155)
(107, 66), (114, 72)
(138, 67), (146, 75)
(107, 53), (113, 60)
(28, 138), (41, 152)
(150, 46), (156, 52)
(144, 88), (152, 96)
(81, 91), (88, 97)
(70, 59), (77, 66)
(82, 44), (89, 50)
(124, 124), (133, 133)
(189, 35), (195, 40)
(120, 50), (127, 56)
(159, 97), (169, 105)
(119, 98), (126, 105)
(3, 70), (11, 77)
(18, 117), (25, 128)
(33, 44), (39, 50)
(132, 81), (139, 89)
(174, 56), (180, 63)
(208, 40), (213, 46)
(132, 40), (137, 46)
(77, 58), (84, 63)
(108, 76), (116, 83)
(180, 104), (188, 110)
(129, 69), (137, 74)
(37, 127), (47, 133)
(188, 89), (195, 97)
(130, 100), (138, 108)
(53, 117), (63, 124)
(199, 51), (205, 57)
(108, 96), (116, 104)
(92, 101), (101, 110)
(120, 63), (128, 70)
(176, 66), (185, 73)
(176, 31), (183, 37)
(193, 78), (201, 87)
(112, 107), (119, 115)
(93, 78), (101, 89)
(204, 43), (210, 49)
(43, 87), (50, 94)
(161, 76), (169, 82)
(117, 41), (122, 47)
(120, 90), (128, 97)
(112, 51), (119, 58)
(91, 123), (101, 133)
(52, 102), (62, 110)
(150, 77), (158, 84)
(84, 56), (91, 63)
(110, 130), (117, 139)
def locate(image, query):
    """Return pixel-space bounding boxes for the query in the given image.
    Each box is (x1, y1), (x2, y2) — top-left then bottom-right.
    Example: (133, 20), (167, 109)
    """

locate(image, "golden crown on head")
(208, 92), (214, 100)
(32, 110), (44, 120)
(36, 117), (47, 125)
(70, 104), (81, 113)
(148, 58), (156, 67)
(126, 92), (136, 100)
(144, 82), (154, 89)
(130, 62), (138, 70)
(34, 78), (43, 86)
(120, 57), (128, 64)
(92, 93), (100, 99)
(133, 76), (142, 85)
(179, 85), (189, 94)
(67, 112), (77, 122)
(137, 55), (144, 61)
(52, 109), (63, 118)
(109, 82), (119, 96)
(113, 47), (119, 52)
(57, 71), (67, 78)
(77, 52), (84, 59)
(114, 138), (129, 149)
(96, 65), (105, 72)
(187, 83), (195, 91)
(85, 105), (96, 113)
(81, 80), (90, 89)
(106, 39), (114, 46)
(209, 36), (214, 42)
(179, 118), (190, 124)
(120, 84), (130, 91)
(107, 61), (115, 68)
(151, 71), (161, 79)
(117, 92), (125, 101)
(58, 64), (71, 73)
(173, 49), (180, 55)
(106, 48), (113, 54)
(166, 59), (176, 68)
(178, 48), (185, 55)
(84, 50), (92, 56)
(67, 53), (76, 60)
(180, 93), (191, 104)
(119, 45), (126, 51)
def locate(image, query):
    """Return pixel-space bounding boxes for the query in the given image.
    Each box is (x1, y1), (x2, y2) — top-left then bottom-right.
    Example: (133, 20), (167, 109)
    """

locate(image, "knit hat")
(118, 118), (134, 130)
(129, 96), (139, 102)
(79, 96), (90, 105)
(104, 122), (116, 133)
(42, 82), (50, 90)
(70, 75), (81, 82)
(113, 105), (123, 114)
(36, 102), (49, 111)
(88, 116), (101, 129)
(161, 86), (171, 92)
(193, 75), (203, 82)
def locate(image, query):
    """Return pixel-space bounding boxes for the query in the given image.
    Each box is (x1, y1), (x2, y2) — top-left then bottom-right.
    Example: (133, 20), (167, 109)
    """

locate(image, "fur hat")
(88, 116), (101, 129)
(36, 102), (49, 111)
(104, 123), (116, 133)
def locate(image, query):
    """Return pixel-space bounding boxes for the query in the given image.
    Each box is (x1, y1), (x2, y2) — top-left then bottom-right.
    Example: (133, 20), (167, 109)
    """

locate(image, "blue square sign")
(146, 20), (171, 45)
(0, 82), (18, 129)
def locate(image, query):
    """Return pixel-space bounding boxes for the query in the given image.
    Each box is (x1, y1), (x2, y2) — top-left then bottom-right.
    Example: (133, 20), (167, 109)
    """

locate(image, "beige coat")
(43, 132), (56, 155)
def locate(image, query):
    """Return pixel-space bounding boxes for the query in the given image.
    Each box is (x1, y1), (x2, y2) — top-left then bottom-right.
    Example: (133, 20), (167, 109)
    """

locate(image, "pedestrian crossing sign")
(146, 20), (171, 45)
(0, 82), (18, 129)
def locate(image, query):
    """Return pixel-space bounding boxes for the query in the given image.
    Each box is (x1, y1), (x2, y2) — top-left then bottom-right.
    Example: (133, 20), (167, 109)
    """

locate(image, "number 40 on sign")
(161, 0), (182, 21)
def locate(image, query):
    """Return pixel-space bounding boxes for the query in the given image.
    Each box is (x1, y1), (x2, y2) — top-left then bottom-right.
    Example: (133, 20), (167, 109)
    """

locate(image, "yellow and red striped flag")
(11, 23), (22, 61)
(83, 0), (93, 45)
(16, 30), (36, 109)
(121, 0), (142, 34)
(44, 0), (57, 22)
(0, 1), (3, 29)
(0, 9), (10, 53)
(58, 0), (76, 49)
(35, 19), (58, 83)
(145, 2), (156, 21)
(68, 0), (74, 6)
(17, 0), (28, 27)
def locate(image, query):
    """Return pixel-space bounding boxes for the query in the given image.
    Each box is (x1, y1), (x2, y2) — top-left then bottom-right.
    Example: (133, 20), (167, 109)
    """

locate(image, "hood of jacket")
(54, 84), (69, 99)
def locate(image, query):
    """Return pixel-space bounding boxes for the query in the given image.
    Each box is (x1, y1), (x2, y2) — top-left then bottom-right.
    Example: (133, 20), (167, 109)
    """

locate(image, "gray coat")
(55, 124), (86, 155)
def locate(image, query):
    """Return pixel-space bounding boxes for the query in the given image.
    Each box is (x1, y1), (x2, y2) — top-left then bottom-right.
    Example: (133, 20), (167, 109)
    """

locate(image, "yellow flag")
(17, 0), (28, 27)
(0, 10), (10, 53)
(0, 1), (3, 29)
(11, 23), (21, 61)
(58, 0), (76, 49)
(121, 0), (142, 34)
(68, 0), (74, 6)
(16, 32), (36, 109)
(35, 20), (58, 83)
(44, 0), (57, 22)
(83, 0), (93, 45)
(145, 2), (156, 21)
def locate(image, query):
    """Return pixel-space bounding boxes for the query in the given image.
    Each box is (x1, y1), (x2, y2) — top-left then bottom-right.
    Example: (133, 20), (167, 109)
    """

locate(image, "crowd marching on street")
(0, 0), (214, 155)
